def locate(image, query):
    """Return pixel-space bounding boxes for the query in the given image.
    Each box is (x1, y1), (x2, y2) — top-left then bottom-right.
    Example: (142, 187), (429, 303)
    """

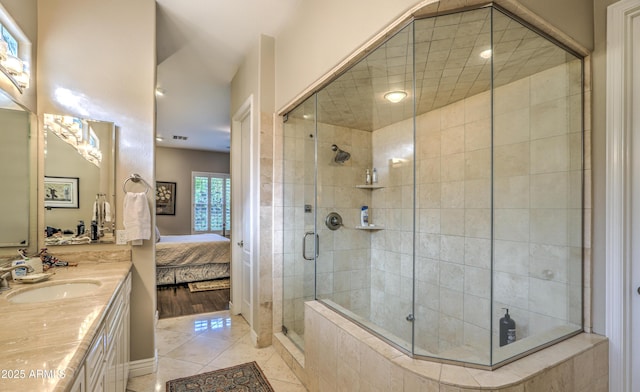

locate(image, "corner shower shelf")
(355, 184), (384, 189)
(355, 225), (385, 230)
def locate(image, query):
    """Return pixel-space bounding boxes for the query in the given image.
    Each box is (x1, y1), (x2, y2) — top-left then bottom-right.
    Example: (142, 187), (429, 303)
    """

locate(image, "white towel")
(92, 200), (112, 223)
(104, 201), (112, 222)
(123, 192), (151, 241)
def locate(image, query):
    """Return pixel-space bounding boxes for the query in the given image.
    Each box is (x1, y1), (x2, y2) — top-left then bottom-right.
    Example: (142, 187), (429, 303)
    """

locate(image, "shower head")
(331, 144), (351, 163)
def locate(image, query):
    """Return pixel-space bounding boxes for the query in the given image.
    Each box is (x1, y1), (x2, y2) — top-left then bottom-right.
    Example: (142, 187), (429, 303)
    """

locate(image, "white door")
(240, 111), (253, 326)
(632, 12), (640, 391)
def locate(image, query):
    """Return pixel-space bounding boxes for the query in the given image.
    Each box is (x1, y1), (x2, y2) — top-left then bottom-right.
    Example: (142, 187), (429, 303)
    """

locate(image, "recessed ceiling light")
(480, 49), (492, 59)
(155, 87), (165, 96)
(384, 91), (407, 103)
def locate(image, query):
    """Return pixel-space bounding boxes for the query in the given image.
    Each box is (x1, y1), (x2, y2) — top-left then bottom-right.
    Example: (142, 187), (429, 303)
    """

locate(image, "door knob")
(237, 240), (244, 247)
(637, 286), (640, 295)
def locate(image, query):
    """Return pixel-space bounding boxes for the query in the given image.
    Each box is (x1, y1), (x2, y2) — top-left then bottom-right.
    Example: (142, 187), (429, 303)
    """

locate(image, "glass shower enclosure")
(281, 4), (583, 368)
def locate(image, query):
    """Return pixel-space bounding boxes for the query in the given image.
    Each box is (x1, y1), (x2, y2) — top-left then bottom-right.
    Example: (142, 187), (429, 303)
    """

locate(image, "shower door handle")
(303, 231), (319, 261)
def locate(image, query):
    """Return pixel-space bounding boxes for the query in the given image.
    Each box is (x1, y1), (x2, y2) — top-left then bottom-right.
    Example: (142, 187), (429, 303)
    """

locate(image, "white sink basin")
(7, 281), (101, 304)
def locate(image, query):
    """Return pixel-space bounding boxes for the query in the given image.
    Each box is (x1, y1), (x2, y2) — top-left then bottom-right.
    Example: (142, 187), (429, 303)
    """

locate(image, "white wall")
(37, 0), (156, 362)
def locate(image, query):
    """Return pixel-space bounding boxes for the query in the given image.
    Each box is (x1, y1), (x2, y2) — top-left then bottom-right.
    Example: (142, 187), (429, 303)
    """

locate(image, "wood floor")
(157, 284), (230, 319)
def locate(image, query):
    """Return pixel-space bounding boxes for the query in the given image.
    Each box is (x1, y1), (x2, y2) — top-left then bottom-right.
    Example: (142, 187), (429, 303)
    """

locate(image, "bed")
(155, 233), (231, 285)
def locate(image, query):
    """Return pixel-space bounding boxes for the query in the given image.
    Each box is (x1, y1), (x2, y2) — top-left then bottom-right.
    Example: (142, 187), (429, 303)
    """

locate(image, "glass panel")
(281, 95), (316, 350)
(210, 177), (224, 230)
(413, 7), (493, 366)
(491, 7), (583, 366)
(315, 22), (415, 352)
(193, 176), (209, 231)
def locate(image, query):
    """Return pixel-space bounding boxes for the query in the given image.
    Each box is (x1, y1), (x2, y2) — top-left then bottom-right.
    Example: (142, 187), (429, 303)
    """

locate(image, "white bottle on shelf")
(372, 168), (378, 183)
(365, 169), (371, 185)
(360, 206), (369, 226)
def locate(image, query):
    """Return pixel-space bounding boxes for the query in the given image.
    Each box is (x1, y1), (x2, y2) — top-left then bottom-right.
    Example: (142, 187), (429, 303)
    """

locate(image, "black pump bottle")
(500, 308), (516, 347)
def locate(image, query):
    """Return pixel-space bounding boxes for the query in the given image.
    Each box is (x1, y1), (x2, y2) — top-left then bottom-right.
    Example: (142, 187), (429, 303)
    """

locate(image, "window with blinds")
(192, 172), (230, 235)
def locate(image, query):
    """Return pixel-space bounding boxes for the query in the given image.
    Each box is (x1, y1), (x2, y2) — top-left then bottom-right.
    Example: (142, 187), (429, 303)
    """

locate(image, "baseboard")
(128, 351), (158, 378)
(228, 301), (240, 315)
(250, 329), (258, 346)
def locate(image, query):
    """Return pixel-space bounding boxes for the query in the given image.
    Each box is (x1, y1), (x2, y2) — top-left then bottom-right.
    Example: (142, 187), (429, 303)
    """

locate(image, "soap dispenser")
(499, 308), (516, 346)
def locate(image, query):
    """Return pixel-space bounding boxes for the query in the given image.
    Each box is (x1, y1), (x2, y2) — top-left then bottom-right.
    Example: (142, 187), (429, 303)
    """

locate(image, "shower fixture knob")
(325, 212), (343, 230)
(406, 314), (415, 322)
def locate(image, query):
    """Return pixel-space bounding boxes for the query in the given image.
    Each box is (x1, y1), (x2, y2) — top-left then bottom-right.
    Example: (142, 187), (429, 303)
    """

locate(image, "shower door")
(281, 96), (316, 350)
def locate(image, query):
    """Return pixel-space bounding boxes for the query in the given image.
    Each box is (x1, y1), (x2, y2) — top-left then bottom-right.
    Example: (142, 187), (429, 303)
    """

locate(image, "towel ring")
(122, 173), (151, 194)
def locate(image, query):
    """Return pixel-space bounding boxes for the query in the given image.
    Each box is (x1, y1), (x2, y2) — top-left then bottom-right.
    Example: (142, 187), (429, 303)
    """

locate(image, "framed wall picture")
(44, 176), (79, 208)
(156, 181), (176, 215)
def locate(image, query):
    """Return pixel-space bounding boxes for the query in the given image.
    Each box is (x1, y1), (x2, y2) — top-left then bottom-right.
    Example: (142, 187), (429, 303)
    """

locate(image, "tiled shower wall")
(368, 61), (582, 360)
(315, 123), (373, 319)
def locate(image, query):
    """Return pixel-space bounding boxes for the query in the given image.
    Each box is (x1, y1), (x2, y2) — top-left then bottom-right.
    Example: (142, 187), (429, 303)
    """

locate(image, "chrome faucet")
(0, 264), (34, 291)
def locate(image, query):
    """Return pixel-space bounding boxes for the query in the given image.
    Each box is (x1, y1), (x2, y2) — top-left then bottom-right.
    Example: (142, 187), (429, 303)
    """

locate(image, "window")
(0, 23), (18, 56)
(192, 172), (230, 235)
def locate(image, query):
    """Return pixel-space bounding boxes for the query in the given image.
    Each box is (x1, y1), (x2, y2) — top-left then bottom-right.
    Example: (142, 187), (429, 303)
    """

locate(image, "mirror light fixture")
(384, 90), (407, 103)
(44, 113), (102, 167)
(0, 38), (30, 91)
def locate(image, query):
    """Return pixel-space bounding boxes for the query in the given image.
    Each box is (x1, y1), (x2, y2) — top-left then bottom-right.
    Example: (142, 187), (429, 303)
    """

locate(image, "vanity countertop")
(0, 261), (132, 392)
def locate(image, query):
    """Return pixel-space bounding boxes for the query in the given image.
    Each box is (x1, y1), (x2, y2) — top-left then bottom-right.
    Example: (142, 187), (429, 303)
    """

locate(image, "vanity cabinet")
(70, 273), (131, 392)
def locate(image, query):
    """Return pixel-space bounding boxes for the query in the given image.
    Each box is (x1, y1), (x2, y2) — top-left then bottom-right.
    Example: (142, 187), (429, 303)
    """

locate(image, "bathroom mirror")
(44, 113), (116, 245)
(0, 93), (31, 247)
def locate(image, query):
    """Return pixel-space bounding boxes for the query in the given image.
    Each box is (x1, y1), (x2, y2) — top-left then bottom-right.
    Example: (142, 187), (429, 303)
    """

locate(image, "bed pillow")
(155, 226), (161, 242)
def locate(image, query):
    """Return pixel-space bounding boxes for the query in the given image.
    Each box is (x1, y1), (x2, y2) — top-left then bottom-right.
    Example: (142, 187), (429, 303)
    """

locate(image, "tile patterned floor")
(126, 310), (307, 392)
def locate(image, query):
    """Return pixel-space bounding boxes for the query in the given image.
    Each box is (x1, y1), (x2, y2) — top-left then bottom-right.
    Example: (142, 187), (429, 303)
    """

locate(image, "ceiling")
(154, 0), (300, 152)
(311, 7), (574, 131)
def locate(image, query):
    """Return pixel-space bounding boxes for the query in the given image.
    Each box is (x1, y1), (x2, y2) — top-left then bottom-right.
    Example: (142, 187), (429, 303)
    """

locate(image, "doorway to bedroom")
(154, 147), (232, 319)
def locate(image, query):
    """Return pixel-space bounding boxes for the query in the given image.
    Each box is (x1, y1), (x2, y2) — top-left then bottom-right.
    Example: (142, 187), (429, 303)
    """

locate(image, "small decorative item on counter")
(77, 220), (85, 236)
(17, 248), (44, 273)
(45, 226), (62, 238)
(91, 220), (99, 241)
(37, 248), (78, 270)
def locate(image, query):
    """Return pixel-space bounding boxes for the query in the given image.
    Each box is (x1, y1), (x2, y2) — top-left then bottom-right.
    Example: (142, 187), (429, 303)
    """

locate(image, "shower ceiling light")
(384, 91), (407, 103)
(480, 49), (492, 59)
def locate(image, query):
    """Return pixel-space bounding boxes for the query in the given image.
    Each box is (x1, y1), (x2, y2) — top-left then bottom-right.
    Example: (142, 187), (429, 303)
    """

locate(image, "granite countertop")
(0, 261), (132, 392)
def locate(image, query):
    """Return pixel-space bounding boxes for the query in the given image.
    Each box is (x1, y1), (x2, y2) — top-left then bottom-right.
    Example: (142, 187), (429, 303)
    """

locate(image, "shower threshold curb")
(301, 301), (608, 390)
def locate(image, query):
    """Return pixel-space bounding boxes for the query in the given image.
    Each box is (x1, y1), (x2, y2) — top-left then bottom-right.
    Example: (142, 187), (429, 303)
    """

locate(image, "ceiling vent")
(172, 135), (188, 141)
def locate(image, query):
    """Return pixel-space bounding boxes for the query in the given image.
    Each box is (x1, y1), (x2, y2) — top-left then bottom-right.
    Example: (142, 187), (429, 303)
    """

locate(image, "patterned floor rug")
(187, 278), (230, 293)
(166, 361), (274, 392)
